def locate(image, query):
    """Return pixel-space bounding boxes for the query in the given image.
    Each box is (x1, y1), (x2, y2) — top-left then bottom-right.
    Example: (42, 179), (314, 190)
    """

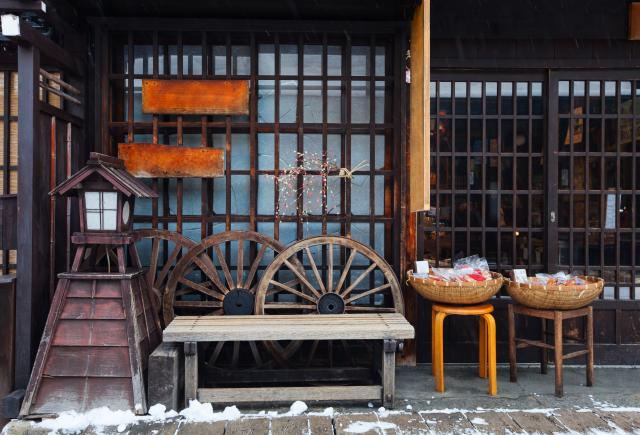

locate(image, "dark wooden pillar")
(15, 43), (50, 389)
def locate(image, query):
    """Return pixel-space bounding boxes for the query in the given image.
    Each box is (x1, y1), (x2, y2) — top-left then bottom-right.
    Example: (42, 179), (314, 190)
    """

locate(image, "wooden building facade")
(1, 0), (640, 414)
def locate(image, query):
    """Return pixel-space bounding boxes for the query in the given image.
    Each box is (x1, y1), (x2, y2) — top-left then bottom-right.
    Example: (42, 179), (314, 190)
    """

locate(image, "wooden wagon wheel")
(165, 230), (303, 370)
(134, 229), (197, 313)
(255, 236), (404, 368)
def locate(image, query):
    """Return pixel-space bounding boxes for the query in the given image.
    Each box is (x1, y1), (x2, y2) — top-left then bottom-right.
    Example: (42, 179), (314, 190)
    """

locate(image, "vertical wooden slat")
(409, 0), (430, 213)
(16, 43), (48, 389)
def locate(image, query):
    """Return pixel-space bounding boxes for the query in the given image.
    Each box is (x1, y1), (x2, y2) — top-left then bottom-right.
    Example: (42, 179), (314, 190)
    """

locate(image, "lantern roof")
(50, 153), (158, 198)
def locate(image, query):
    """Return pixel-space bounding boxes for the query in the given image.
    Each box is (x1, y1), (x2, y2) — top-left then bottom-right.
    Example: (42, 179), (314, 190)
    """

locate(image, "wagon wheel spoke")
(157, 245), (184, 288)
(268, 280), (318, 304)
(327, 242), (333, 292)
(244, 243), (268, 290)
(208, 342), (225, 366)
(147, 237), (160, 289)
(177, 276), (226, 301)
(213, 244), (235, 290)
(194, 254), (228, 295)
(305, 247), (326, 294)
(340, 262), (378, 299)
(283, 258), (322, 299)
(165, 230), (302, 371)
(344, 283), (392, 305)
(334, 248), (357, 294)
(174, 300), (223, 309)
(236, 238), (244, 289)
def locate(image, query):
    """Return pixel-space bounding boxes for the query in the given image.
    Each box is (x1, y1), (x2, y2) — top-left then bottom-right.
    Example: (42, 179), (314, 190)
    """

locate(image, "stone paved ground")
(3, 366), (640, 434)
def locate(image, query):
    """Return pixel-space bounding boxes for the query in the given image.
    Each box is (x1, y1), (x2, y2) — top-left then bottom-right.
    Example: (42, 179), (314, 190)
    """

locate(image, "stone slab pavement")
(2, 366), (639, 434)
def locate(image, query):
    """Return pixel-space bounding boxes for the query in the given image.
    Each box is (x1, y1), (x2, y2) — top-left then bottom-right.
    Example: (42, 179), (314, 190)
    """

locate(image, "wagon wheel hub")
(317, 292), (345, 314)
(223, 288), (255, 315)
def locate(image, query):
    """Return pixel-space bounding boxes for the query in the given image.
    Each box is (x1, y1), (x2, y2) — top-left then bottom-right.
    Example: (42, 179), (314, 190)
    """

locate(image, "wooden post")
(15, 42), (49, 390)
(0, 275), (15, 424)
(382, 339), (397, 408)
(554, 311), (563, 397)
(184, 341), (198, 406)
(148, 342), (183, 412)
(586, 306), (594, 387)
(508, 304), (517, 382)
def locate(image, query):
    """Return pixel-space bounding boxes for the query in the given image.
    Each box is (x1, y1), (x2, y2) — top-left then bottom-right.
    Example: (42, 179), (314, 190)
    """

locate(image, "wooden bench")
(163, 313), (414, 408)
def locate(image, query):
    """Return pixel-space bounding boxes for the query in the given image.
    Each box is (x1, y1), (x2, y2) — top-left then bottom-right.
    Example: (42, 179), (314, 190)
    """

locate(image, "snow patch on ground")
(287, 400), (308, 416)
(179, 400), (241, 422)
(34, 407), (141, 434)
(345, 421), (397, 433)
(470, 417), (488, 425)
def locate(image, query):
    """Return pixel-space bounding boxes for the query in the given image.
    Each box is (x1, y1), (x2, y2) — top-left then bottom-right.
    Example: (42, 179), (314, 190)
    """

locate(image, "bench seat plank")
(163, 313), (414, 342)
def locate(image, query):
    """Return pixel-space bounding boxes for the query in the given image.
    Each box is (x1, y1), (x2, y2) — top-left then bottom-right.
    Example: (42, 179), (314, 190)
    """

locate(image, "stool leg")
(434, 312), (447, 393)
(554, 311), (564, 397)
(479, 316), (487, 379)
(483, 313), (497, 396)
(541, 317), (548, 374)
(586, 306), (594, 387)
(508, 304), (517, 383)
(431, 307), (436, 375)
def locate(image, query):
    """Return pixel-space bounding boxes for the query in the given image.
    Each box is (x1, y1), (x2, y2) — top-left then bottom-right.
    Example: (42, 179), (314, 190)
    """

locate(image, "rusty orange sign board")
(141, 79), (249, 115)
(118, 143), (224, 178)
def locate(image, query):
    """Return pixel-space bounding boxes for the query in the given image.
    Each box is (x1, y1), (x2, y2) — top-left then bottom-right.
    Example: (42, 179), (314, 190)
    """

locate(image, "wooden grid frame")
(421, 72), (546, 284)
(100, 25), (404, 278)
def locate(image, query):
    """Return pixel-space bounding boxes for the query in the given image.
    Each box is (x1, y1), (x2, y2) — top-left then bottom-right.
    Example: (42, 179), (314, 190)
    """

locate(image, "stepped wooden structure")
(19, 153), (160, 417)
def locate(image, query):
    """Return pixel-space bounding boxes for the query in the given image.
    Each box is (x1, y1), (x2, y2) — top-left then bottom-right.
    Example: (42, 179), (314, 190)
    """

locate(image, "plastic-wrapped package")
(453, 255), (489, 271)
(532, 272), (586, 286)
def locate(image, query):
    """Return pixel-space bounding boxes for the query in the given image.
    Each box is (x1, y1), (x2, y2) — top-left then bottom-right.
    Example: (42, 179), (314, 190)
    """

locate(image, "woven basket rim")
(407, 270), (504, 288)
(506, 276), (604, 291)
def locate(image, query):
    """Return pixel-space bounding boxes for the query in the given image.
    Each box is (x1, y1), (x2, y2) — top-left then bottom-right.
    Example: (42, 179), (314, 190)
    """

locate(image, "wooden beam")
(118, 143), (225, 178)
(0, 0), (46, 14)
(1, 14), (83, 76)
(141, 79), (249, 115)
(197, 385), (382, 404)
(15, 42), (50, 390)
(409, 0), (429, 212)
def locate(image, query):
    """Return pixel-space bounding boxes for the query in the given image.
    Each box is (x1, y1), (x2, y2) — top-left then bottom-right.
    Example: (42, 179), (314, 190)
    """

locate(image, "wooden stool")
(431, 303), (497, 395)
(508, 304), (594, 397)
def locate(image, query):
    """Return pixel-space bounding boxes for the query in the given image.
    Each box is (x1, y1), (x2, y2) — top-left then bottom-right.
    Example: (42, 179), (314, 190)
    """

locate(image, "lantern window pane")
(103, 210), (118, 230)
(86, 211), (101, 230)
(85, 192), (100, 209)
(103, 192), (118, 209)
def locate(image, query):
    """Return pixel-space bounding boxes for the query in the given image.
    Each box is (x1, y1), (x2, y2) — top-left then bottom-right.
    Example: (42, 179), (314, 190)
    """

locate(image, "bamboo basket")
(407, 270), (504, 305)
(506, 276), (604, 310)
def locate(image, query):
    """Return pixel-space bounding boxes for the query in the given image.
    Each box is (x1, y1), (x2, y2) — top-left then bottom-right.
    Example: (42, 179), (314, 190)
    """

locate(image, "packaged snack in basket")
(454, 255), (489, 271)
(428, 266), (492, 283)
(533, 272), (586, 286)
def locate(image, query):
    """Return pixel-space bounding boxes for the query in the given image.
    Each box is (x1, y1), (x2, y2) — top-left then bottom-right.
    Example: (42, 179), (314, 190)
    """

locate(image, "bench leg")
(184, 342), (198, 406)
(586, 306), (594, 387)
(382, 339), (397, 408)
(479, 316), (487, 379)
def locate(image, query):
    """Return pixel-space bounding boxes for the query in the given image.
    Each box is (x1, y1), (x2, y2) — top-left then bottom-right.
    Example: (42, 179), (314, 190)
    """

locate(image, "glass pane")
(103, 192), (118, 209)
(621, 81), (633, 114)
(86, 211), (101, 230)
(573, 81), (585, 113)
(231, 46), (250, 75)
(303, 45), (322, 75)
(351, 81), (369, 123)
(375, 81), (385, 123)
(500, 82), (513, 115)
(558, 81), (570, 114)
(454, 82), (467, 115)
(470, 82), (482, 115)
(327, 80), (342, 123)
(258, 80), (275, 123)
(604, 81), (617, 114)
(213, 45), (226, 75)
(439, 82), (452, 114)
(103, 210), (117, 230)
(375, 46), (385, 76)
(532, 82), (543, 115)
(589, 81), (601, 114)
(85, 192), (100, 210)
(516, 82), (529, 115)
(258, 44), (275, 75)
(280, 80), (298, 123)
(328, 46), (342, 75)
(303, 80), (322, 123)
(351, 46), (369, 76)
(280, 45), (298, 75)
(486, 82), (497, 115)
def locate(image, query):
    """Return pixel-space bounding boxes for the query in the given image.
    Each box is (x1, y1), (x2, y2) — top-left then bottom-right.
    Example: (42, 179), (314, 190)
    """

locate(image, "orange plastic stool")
(431, 303), (497, 395)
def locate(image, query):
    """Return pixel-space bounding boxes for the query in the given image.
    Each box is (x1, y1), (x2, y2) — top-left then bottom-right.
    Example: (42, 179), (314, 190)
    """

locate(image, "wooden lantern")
(20, 153), (161, 417)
